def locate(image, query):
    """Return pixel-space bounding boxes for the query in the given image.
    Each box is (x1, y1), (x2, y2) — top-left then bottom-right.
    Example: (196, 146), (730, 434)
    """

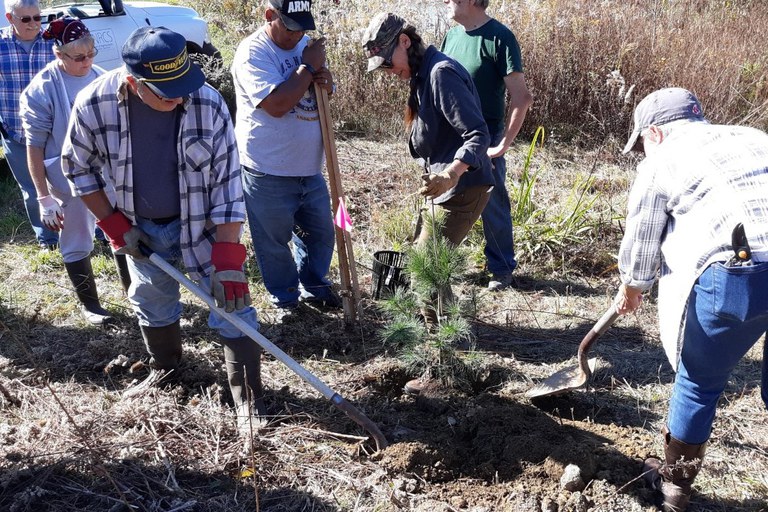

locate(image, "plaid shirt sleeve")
(179, 85), (244, 278)
(61, 75), (122, 197)
(618, 160), (669, 290)
(203, 92), (244, 226)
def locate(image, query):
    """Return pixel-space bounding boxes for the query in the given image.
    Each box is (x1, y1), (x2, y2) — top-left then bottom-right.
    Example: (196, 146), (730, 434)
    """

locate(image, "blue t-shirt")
(128, 93), (181, 219)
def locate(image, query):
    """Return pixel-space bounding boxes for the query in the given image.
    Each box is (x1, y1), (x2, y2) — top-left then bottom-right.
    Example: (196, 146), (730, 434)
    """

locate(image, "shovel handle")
(144, 249), (388, 450)
(576, 306), (620, 371)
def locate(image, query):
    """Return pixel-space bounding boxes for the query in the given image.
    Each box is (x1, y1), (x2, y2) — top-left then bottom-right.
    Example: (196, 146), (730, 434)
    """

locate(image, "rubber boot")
(113, 253), (131, 294)
(221, 336), (267, 433)
(64, 257), (114, 326)
(123, 320), (182, 397)
(643, 426), (707, 512)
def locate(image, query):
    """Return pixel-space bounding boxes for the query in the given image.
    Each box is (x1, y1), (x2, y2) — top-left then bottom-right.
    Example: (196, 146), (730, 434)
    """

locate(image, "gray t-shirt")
(128, 93), (181, 219)
(231, 27), (324, 177)
(61, 69), (98, 109)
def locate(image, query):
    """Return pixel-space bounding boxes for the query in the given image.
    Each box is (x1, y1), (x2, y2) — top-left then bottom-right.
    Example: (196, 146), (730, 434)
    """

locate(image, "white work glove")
(37, 195), (64, 231)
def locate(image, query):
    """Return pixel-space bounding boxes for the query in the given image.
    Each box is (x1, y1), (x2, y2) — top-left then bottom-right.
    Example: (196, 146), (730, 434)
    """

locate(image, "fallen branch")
(0, 379), (21, 407)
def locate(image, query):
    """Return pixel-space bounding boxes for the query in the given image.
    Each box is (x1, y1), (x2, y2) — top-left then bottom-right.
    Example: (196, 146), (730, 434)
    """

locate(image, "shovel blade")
(525, 358), (597, 399)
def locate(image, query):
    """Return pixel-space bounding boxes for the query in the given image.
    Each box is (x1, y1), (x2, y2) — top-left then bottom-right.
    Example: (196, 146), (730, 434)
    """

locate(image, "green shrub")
(377, 219), (481, 391)
(510, 127), (601, 267)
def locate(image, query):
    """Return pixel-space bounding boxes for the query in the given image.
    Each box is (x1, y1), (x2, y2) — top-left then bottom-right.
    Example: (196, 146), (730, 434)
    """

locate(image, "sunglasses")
(379, 59), (393, 69)
(63, 48), (98, 63)
(12, 13), (43, 23)
(139, 80), (171, 100)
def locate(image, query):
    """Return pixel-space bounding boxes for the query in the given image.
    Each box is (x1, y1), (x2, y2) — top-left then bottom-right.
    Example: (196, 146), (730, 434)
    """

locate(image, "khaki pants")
(415, 185), (491, 324)
(416, 185), (492, 247)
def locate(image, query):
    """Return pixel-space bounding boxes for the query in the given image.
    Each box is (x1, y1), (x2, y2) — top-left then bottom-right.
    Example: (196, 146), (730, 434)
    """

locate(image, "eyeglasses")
(63, 48), (98, 63)
(12, 13), (43, 23)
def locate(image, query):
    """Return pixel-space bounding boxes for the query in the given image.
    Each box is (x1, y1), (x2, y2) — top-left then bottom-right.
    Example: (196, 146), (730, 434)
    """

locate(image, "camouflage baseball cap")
(362, 12), (406, 72)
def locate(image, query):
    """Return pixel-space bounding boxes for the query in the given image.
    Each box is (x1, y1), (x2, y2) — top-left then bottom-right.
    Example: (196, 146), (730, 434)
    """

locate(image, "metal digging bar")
(144, 250), (388, 451)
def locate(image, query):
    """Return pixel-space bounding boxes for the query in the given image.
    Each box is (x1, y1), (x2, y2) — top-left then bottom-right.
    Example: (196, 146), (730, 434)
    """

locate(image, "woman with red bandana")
(19, 17), (116, 325)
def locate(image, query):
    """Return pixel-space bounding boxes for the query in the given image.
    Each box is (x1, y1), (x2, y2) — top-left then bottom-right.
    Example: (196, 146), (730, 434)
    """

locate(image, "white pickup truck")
(1, 0), (219, 70)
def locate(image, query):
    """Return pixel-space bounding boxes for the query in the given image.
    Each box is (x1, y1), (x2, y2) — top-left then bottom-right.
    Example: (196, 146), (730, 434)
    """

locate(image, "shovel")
(143, 249), (388, 451)
(525, 306), (620, 399)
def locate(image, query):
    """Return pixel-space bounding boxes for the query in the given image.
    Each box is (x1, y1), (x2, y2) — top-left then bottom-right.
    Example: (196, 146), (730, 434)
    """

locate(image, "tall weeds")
(187, 0), (768, 143)
(512, 0), (768, 142)
(511, 126), (600, 265)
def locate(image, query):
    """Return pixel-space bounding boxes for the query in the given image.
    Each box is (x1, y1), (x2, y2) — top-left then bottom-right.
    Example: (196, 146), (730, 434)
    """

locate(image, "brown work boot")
(403, 377), (443, 396)
(643, 426), (706, 512)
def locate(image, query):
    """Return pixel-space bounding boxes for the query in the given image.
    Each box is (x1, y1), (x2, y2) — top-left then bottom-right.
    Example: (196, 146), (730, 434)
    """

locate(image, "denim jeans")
(241, 168), (335, 308)
(668, 261), (768, 444)
(1, 135), (59, 246)
(481, 128), (517, 276)
(127, 216), (258, 339)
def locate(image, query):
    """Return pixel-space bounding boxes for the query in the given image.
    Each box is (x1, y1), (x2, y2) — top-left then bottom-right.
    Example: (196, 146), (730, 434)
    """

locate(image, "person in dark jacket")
(363, 12), (493, 248)
(362, 12), (494, 394)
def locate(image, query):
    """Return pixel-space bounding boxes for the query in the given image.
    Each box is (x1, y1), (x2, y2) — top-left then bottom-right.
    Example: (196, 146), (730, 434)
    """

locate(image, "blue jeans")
(241, 168), (335, 308)
(127, 217), (258, 339)
(1, 135), (59, 246)
(481, 128), (517, 275)
(668, 261), (768, 444)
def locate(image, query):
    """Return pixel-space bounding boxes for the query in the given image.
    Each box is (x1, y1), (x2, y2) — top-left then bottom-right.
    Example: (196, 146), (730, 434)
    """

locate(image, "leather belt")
(148, 215), (180, 225)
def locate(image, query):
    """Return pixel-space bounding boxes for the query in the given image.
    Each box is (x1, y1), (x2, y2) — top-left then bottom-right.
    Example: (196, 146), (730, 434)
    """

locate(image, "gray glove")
(116, 227), (150, 259)
(211, 269), (252, 312)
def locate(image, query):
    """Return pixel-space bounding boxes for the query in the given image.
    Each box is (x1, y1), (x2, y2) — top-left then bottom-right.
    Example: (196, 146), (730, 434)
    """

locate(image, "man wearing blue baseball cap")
(62, 26), (268, 438)
(615, 87), (768, 511)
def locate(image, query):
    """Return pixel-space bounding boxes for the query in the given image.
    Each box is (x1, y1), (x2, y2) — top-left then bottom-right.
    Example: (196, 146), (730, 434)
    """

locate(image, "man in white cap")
(231, 0), (340, 318)
(62, 26), (267, 435)
(616, 87), (768, 511)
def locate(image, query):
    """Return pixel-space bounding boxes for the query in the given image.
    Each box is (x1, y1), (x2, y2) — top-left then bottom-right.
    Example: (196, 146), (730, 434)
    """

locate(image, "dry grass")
(2, 138), (768, 511)
(192, 0), (768, 143)
(3, 1), (768, 508)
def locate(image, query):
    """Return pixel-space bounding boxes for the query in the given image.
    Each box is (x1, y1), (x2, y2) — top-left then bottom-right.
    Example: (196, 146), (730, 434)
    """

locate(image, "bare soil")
(1, 139), (766, 512)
